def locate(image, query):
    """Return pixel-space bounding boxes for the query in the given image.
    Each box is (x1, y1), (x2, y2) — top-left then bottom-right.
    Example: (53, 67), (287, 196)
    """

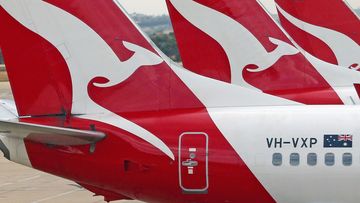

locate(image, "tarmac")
(0, 81), (144, 203)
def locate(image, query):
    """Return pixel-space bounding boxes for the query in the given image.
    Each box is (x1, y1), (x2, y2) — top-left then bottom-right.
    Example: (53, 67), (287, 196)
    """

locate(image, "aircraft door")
(179, 132), (208, 194)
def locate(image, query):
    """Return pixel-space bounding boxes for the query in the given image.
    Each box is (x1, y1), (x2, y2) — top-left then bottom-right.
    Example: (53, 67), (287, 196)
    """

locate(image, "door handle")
(182, 159), (198, 167)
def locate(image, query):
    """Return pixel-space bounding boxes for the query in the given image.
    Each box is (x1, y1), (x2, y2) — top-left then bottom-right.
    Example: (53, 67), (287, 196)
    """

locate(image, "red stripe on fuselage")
(24, 114), (275, 203)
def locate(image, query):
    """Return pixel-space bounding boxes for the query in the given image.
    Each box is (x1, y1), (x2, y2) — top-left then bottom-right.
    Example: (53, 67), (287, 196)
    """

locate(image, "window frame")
(342, 153), (352, 166)
(307, 153), (317, 166)
(272, 153), (282, 166)
(324, 153), (335, 166)
(289, 153), (300, 166)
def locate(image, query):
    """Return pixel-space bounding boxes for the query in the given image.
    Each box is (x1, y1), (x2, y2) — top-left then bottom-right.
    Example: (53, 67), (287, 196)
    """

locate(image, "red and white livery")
(0, 1), (360, 203)
(166, 0), (360, 105)
(275, 0), (360, 70)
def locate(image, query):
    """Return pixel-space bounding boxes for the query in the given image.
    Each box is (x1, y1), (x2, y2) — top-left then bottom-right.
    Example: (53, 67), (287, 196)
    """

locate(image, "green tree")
(150, 32), (181, 62)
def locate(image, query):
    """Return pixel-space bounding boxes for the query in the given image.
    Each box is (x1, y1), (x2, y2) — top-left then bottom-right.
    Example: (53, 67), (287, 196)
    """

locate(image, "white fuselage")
(209, 105), (360, 203)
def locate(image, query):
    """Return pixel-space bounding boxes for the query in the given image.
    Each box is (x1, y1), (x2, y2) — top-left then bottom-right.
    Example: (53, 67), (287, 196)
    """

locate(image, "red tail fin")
(166, 0), (343, 104)
(276, 0), (360, 69)
(0, 6), (73, 116)
(0, 0), (297, 117)
(0, 2), (297, 194)
(0, 0), (205, 117)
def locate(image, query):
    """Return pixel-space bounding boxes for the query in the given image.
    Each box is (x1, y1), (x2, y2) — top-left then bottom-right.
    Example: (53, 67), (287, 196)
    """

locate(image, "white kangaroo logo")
(276, 4), (360, 70)
(169, 0), (299, 90)
(0, 0), (174, 160)
(93, 41), (163, 88)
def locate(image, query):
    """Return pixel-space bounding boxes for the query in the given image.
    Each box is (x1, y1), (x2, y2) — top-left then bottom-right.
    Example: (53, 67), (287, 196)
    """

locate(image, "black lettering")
(266, 138), (273, 148)
(310, 138), (317, 148)
(292, 138), (299, 148)
(301, 138), (308, 148)
(275, 138), (282, 148)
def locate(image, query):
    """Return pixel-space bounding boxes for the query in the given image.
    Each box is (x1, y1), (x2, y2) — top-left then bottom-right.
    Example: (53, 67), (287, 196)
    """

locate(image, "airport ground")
(0, 80), (144, 203)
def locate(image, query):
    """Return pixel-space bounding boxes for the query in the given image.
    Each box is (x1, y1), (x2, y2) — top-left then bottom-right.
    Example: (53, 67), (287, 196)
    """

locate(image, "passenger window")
(343, 153), (352, 166)
(324, 153), (335, 166)
(307, 153), (317, 166)
(272, 153), (282, 166)
(290, 153), (300, 166)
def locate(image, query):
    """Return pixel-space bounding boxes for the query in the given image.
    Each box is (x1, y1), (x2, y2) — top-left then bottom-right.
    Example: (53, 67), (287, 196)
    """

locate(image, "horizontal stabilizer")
(0, 120), (106, 146)
(0, 100), (18, 120)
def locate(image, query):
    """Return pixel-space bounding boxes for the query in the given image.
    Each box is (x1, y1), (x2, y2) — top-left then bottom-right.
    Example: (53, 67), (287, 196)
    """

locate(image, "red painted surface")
(23, 115), (275, 203)
(276, 10), (339, 66)
(0, 7), (73, 116)
(167, 1), (232, 83)
(354, 84), (360, 99)
(166, 0), (343, 105)
(276, 0), (360, 65)
(0, 1), (276, 202)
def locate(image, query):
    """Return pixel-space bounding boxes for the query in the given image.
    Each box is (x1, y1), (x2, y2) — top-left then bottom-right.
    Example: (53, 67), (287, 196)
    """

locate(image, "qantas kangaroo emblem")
(93, 41), (163, 88)
(276, 4), (360, 70)
(169, 0), (299, 90)
(0, 0), (174, 160)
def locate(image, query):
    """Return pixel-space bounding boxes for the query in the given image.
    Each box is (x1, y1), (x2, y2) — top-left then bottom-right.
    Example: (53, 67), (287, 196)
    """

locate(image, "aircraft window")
(343, 153), (352, 166)
(324, 153), (335, 166)
(272, 153), (282, 166)
(289, 153), (300, 166)
(307, 153), (317, 166)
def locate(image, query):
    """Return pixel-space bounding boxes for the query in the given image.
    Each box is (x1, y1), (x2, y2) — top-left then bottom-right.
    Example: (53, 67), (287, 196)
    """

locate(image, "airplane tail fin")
(165, 0), (343, 104)
(0, 0), (302, 162)
(0, 2), (72, 117)
(0, 0), (176, 117)
(275, 0), (360, 69)
(0, 0), (299, 118)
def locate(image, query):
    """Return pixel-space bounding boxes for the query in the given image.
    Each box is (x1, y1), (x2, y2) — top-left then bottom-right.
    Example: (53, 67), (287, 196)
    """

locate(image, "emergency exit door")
(179, 132), (208, 194)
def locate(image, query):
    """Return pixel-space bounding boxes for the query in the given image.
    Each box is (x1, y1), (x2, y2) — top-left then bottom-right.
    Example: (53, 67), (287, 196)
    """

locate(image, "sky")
(120, 0), (360, 15)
